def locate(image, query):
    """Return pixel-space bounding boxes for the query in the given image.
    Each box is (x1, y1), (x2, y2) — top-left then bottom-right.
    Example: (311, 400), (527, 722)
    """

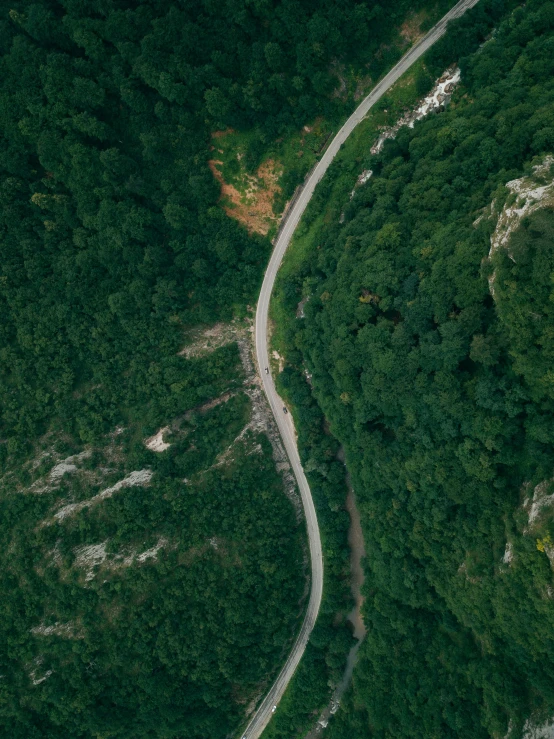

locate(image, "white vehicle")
(272, 705), (277, 713)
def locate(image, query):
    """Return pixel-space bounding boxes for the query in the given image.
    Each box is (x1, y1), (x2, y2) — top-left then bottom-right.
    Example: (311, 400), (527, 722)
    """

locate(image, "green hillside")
(5, 0), (554, 737)
(0, 0), (429, 736)
(273, 0), (554, 735)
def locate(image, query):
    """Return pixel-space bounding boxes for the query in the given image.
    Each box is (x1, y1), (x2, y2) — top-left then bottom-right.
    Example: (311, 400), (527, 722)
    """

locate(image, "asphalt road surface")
(245, 1), (481, 737)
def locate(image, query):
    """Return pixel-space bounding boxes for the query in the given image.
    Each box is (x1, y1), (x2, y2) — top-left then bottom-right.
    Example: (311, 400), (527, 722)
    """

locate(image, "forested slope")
(0, 336), (312, 738)
(0, 0), (449, 457)
(274, 0), (554, 736)
(0, 0), (453, 736)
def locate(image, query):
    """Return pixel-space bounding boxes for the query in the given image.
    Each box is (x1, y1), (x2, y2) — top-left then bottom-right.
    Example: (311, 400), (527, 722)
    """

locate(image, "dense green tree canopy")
(6, 0), (554, 736)
(1, 0), (415, 734)
(3, 0), (441, 734)
(0, 0), (445, 451)
(0, 378), (307, 737)
(274, 0), (554, 735)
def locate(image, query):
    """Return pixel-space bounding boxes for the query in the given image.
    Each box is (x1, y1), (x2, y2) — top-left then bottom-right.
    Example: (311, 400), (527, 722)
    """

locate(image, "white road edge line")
(245, 1), (481, 737)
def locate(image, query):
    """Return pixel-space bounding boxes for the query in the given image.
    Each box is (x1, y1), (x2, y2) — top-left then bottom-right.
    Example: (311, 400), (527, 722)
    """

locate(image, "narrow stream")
(345, 487), (367, 642)
(305, 461), (367, 737)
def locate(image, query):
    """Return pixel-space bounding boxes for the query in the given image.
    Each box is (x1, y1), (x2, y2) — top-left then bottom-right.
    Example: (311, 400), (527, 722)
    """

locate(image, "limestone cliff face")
(486, 155), (554, 296)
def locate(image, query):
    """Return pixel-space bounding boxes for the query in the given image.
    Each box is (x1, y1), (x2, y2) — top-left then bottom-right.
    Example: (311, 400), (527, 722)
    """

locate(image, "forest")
(5, 0), (554, 736)
(0, 0), (444, 736)
(0, 0), (451, 457)
(273, 0), (554, 735)
(0, 377), (310, 738)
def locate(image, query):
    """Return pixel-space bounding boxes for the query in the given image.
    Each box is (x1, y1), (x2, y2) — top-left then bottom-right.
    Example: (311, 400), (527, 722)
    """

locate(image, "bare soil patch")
(208, 158), (282, 235)
(212, 128), (235, 139)
(400, 10), (427, 44)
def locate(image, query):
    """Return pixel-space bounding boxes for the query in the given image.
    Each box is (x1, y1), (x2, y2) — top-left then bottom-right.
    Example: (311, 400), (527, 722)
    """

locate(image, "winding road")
(244, 1), (481, 737)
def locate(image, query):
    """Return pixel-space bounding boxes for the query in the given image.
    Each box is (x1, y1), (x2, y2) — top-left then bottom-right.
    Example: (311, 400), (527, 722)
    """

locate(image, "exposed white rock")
(525, 479), (554, 528)
(247, 442), (264, 456)
(349, 68), (459, 212)
(31, 669), (52, 686)
(523, 718), (554, 738)
(28, 449), (93, 494)
(357, 169), (373, 185)
(31, 621), (83, 639)
(370, 67), (460, 156)
(49, 450), (91, 481)
(472, 211), (486, 228)
(184, 392), (235, 419)
(502, 542), (514, 565)
(180, 319), (244, 359)
(74, 541), (109, 581)
(180, 317), (301, 516)
(503, 713), (554, 738)
(543, 543), (554, 566)
(296, 296), (310, 318)
(31, 450), (52, 470)
(72, 537), (169, 581)
(54, 469), (153, 522)
(136, 538), (167, 563)
(29, 657), (53, 686)
(490, 156), (554, 260)
(145, 427), (171, 453)
(350, 169), (374, 199)
(49, 462), (77, 480)
(410, 68), (461, 122)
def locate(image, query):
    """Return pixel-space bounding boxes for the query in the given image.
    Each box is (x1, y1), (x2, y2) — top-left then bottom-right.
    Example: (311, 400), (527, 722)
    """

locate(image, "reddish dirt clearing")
(208, 157), (282, 236)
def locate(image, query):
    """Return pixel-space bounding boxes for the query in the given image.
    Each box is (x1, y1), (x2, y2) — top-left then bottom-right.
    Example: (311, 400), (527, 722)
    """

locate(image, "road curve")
(245, 1), (480, 737)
